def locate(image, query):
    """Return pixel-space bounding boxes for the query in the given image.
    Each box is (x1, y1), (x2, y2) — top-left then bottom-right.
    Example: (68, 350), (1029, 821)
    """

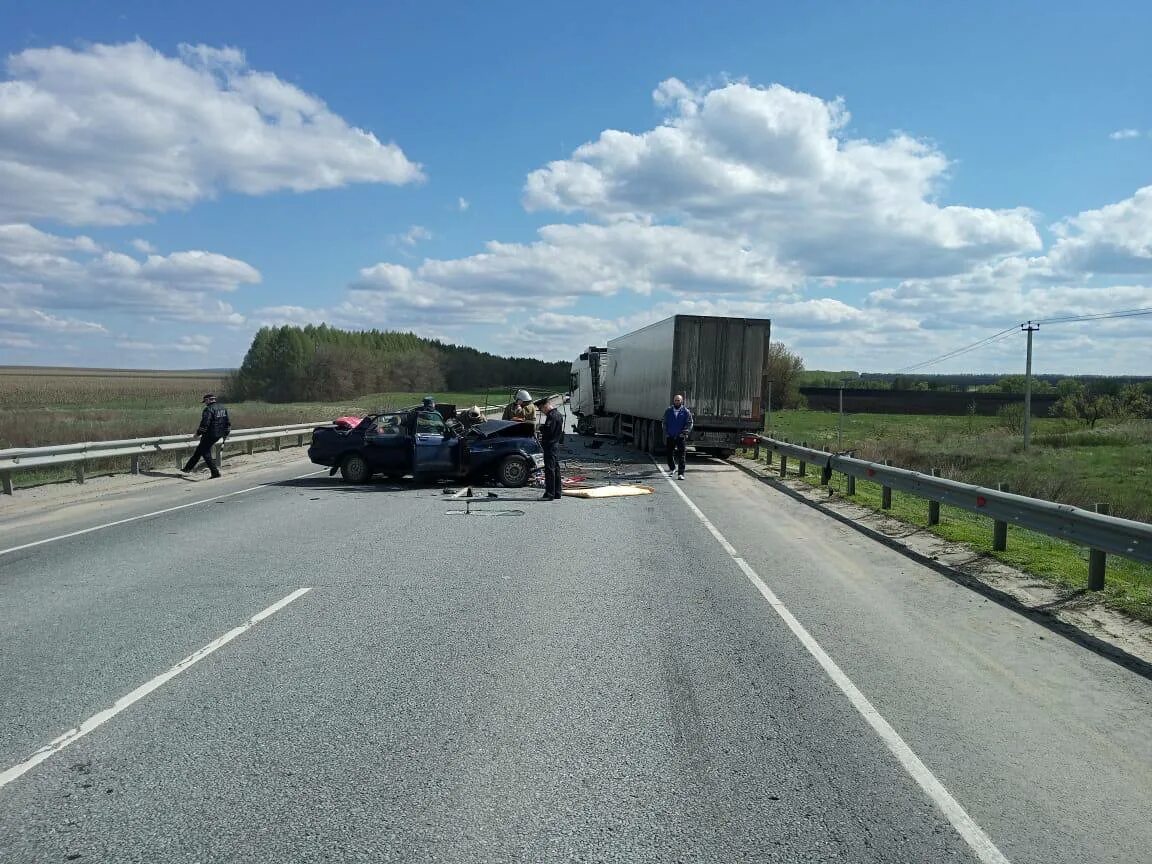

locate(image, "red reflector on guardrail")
(976, 496), (987, 507)
(867, 468), (876, 477)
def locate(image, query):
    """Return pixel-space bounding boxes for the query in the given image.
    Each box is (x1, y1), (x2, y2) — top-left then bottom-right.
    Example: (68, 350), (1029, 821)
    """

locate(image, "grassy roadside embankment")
(751, 410), (1152, 622)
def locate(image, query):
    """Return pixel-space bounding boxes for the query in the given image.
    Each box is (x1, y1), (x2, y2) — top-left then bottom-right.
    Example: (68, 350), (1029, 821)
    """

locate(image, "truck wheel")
(717, 449), (735, 459)
(498, 455), (531, 487)
(340, 453), (372, 483)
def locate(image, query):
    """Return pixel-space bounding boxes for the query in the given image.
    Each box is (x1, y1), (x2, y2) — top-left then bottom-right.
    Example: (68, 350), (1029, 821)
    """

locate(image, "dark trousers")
(184, 435), (220, 475)
(543, 445), (561, 497)
(666, 436), (686, 473)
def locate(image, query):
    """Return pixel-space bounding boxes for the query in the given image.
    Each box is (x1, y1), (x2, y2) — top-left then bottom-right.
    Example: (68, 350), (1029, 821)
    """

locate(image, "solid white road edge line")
(0, 587), (313, 792)
(0, 469), (328, 558)
(657, 463), (1012, 864)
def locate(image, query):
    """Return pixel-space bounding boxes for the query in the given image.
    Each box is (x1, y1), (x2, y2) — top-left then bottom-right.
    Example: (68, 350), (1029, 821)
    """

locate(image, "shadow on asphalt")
(141, 469), (199, 483)
(275, 476), (513, 496)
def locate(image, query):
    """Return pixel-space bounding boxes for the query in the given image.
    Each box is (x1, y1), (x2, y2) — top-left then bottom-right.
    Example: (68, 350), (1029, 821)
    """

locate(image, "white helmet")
(515, 389), (532, 403)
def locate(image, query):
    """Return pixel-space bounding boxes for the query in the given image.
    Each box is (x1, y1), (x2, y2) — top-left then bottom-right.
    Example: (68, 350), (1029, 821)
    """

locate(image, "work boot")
(209, 470), (221, 479)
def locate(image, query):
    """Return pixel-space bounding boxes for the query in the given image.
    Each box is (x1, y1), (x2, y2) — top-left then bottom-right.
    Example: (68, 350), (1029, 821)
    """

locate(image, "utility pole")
(1022, 321), (1039, 451)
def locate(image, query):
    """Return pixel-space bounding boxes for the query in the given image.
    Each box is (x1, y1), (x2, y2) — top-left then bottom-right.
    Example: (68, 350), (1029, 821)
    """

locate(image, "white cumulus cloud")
(523, 78), (1041, 278)
(0, 224), (259, 330)
(393, 225), (432, 247)
(1046, 186), (1152, 275)
(0, 40), (424, 226)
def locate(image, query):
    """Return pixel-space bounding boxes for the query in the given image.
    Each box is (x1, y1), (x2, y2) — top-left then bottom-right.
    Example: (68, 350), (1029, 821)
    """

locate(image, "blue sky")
(1, 0), (1150, 373)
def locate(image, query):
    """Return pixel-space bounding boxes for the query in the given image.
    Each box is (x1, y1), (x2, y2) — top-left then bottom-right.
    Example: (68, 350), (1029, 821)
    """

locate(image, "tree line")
(228, 324), (569, 402)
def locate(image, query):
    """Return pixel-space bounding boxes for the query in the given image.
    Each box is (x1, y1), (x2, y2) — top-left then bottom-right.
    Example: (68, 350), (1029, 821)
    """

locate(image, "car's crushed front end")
(460, 420), (545, 481)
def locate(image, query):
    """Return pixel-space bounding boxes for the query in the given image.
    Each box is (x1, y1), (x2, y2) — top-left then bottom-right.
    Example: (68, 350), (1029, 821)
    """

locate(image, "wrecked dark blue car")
(307, 407), (544, 487)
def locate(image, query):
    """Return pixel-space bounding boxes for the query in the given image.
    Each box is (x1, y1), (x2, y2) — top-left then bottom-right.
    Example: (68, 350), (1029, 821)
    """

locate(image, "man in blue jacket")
(662, 394), (693, 480)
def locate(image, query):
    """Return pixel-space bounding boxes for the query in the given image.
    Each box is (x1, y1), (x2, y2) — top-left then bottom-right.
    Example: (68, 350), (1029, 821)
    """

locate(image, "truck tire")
(340, 453), (372, 483)
(717, 449), (735, 459)
(498, 455), (531, 488)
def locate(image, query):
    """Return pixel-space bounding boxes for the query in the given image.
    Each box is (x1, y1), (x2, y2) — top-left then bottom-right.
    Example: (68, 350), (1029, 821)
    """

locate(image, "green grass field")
(753, 409), (1152, 622)
(765, 409), (1152, 523)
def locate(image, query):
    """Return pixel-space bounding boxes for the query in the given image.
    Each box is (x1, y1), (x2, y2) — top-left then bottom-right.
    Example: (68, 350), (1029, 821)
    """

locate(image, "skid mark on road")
(657, 461), (1012, 864)
(0, 587), (313, 793)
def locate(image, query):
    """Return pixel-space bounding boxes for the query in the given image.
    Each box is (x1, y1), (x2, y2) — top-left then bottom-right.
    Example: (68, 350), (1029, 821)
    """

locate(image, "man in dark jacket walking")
(183, 394), (231, 478)
(663, 394), (693, 480)
(537, 396), (564, 500)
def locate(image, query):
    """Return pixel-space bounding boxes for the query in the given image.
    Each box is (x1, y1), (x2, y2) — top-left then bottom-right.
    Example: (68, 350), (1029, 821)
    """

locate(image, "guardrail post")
(993, 483), (1009, 551)
(1, 471), (12, 495)
(846, 471), (855, 496)
(297, 434), (304, 447)
(779, 452), (787, 478)
(1088, 503), (1110, 590)
(753, 440), (760, 460)
(273, 436), (281, 452)
(799, 442), (807, 477)
(74, 462), (85, 485)
(246, 441), (254, 456)
(928, 469), (941, 525)
(131, 455), (142, 475)
(881, 460), (892, 509)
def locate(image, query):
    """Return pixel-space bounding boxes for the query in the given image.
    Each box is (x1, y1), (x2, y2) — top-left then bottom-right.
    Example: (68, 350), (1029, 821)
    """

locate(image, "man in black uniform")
(538, 396), (564, 500)
(183, 393), (231, 478)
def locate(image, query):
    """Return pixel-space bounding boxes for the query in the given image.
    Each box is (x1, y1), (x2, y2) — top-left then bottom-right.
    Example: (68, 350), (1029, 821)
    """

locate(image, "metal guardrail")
(0, 401), (527, 495)
(0, 423), (328, 495)
(749, 435), (1152, 588)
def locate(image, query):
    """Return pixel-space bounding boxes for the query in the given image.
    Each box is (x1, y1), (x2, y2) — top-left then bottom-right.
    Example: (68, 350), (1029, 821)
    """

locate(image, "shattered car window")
(415, 412), (445, 435)
(372, 414), (403, 435)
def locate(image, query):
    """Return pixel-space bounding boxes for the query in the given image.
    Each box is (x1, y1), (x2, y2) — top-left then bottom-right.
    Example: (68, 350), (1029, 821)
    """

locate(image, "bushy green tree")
(1050, 383), (1116, 428)
(766, 342), (805, 409)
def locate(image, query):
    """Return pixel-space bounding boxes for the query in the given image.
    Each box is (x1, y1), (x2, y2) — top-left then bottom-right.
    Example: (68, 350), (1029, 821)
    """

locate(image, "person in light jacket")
(662, 394), (693, 480)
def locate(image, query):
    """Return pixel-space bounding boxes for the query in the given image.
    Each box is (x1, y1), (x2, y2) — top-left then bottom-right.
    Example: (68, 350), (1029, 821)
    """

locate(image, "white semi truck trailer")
(569, 315), (771, 458)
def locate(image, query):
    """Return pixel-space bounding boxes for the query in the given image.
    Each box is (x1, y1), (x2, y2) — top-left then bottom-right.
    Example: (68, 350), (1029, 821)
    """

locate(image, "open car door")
(362, 413), (410, 475)
(411, 411), (458, 478)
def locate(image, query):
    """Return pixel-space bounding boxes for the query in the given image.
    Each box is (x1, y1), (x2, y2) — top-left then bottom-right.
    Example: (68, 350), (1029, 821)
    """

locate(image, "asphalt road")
(1, 437), (1149, 863)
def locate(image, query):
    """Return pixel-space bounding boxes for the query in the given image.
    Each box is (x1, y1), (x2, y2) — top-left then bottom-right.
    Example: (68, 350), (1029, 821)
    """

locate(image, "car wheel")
(498, 455), (531, 488)
(340, 453), (372, 483)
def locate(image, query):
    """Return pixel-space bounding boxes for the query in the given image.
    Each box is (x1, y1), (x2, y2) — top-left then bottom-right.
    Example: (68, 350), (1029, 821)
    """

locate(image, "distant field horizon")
(0, 365), (233, 377)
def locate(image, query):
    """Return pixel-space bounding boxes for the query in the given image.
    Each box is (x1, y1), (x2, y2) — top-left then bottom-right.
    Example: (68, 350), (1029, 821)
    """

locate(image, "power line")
(1036, 305), (1152, 325)
(893, 326), (1018, 374)
(892, 304), (1152, 374)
